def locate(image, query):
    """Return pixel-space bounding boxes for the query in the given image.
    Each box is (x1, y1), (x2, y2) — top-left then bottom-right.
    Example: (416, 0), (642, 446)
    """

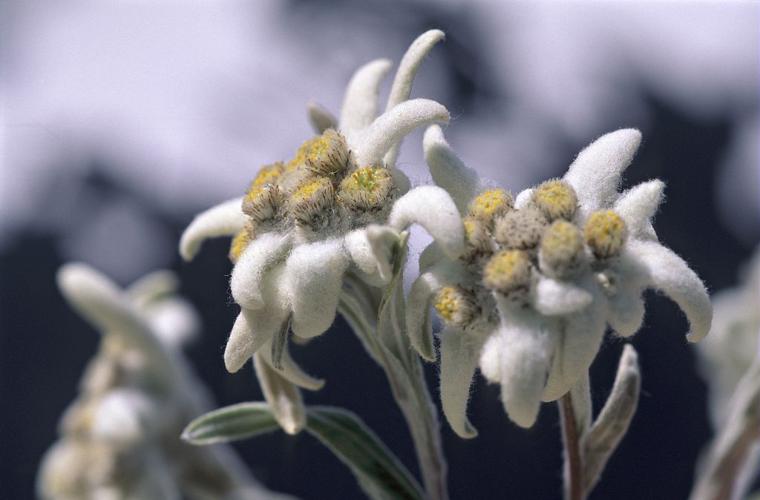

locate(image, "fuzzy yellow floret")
(468, 188), (513, 223)
(305, 129), (350, 177)
(289, 177), (335, 225)
(584, 210), (627, 258)
(434, 286), (475, 327)
(482, 249), (532, 294)
(337, 166), (393, 210)
(228, 227), (252, 263)
(533, 179), (578, 221)
(539, 220), (584, 278)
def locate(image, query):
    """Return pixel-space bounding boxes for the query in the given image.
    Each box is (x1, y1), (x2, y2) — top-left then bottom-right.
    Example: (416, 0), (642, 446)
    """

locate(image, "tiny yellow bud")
(286, 136), (320, 172)
(229, 225), (253, 264)
(493, 206), (548, 250)
(337, 166), (394, 211)
(463, 215), (493, 256)
(305, 129), (351, 178)
(539, 220), (584, 278)
(252, 162), (284, 187)
(468, 188), (513, 224)
(584, 210), (627, 258)
(482, 249), (532, 296)
(434, 286), (477, 328)
(533, 179), (578, 221)
(242, 183), (282, 222)
(288, 177), (335, 226)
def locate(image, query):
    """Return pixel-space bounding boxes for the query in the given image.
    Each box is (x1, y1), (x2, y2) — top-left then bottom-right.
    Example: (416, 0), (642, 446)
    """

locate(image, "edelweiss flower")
(39, 264), (284, 500)
(408, 125), (712, 433)
(179, 31), (463, 404)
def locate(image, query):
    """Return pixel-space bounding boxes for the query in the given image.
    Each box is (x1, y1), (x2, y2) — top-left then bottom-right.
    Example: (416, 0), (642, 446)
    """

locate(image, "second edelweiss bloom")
(409, 125), (712, 433)
(178, 31), (463, 409)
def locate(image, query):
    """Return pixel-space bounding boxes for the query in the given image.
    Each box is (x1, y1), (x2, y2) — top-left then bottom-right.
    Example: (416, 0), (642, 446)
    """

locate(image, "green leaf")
(181, 402), (280, 445)
(305, 406), (424, 500)
(182, 403), (424, 500)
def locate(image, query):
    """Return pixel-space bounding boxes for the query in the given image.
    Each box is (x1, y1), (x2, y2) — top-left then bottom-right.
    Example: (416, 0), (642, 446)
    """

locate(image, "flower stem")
(560, 392), (585, 500)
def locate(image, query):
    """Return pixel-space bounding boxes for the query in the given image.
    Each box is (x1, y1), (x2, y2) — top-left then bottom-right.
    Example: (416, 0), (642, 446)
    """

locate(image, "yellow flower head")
(539, 220), (584, 278)
(229, 225), (253, 264)
(533, 179), (578, 221)
(584, 210), (627, 259)
(493, 206), (548, 250)
(468, 188), (513, 224)
(305, 129), (351, 178)
(434, 286), (476, 328)
(288, 177), (335, 226)
(482, 249), (532, 296)
(337, 166), (394, 211)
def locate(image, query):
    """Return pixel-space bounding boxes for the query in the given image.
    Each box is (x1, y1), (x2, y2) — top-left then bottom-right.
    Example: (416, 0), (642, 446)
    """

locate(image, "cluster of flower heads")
(407, 125), (712, 432)
(179, 31), (464, 432)
(39, 264), (276, 500)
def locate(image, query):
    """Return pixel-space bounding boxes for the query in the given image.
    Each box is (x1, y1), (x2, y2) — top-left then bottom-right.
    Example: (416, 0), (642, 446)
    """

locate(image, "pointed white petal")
(259, 339), (325, 391)
(390, 166), (411, 195)
(386, 30), (445, 111)
(57, 264), (170, 371)
(440, 327), (482, 438)
(614, 179), (664, 240)
(179, 197), (246, 261)
(543, 285), (608, 402)
(126, 270), (178, 304)
(406, 260), (465, 361)
(422, 125), (481, 212)
(564, 129), (642, 215)
(389, 186), (464, 258)
(354, 99), (449, 166)
(532, 276), (593, 316)
(629, 239), (712, 342)
(384, 30), (446, 166)
(339, 59), (393, 136)
(363, 225), (401, 284)
(230, 232), (292, 310)
(482, 304), (557, 428)
(514, 188), (534, 209)
(253, 352), (305, 435)
(224, 311), (277, 373)
(307, 101), (337, 134)
(606, 252), (648, 337)
(344, 228), (390, 283)
(285, 239), (349, 338)
(418, 241), (445, 273)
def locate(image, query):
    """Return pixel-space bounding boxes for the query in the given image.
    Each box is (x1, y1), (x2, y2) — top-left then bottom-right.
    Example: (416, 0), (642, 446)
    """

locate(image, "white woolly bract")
(564, 129), (642, 217)
(628, 239), (712, 342)
(253, 352), (305, 435)
(439, 327), (481, 439)
(230, 232), (292, 310)
(226, 266), (291, 373)
(307, 101), (337, 134)
(542, 284), (608, 402)
(480, 305), (557, 428)
(514, 188), (534, 209)
(364, 225), (401, 284)
(532, 276), (593, 316)
(353, 99), (449, 166)
(179, 197), (246, 261)
(258, 339), (325, 391)
(142, 299), (199, 349)
(339, 59), (393, 138)
(614, 179), (664, 240)
(389, 185), (464, 258)
(423, 125), (481, 213)
(384, 29), (445, 166)
(406, 260), (466, 361)
(285, 239), (348, 339)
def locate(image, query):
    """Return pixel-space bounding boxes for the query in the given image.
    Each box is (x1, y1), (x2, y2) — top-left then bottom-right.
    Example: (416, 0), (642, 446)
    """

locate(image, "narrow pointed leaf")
(181, 402), (280, 445)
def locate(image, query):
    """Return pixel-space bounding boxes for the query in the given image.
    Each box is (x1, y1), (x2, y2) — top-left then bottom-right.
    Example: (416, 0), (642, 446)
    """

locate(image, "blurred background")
(1, 1), (758, 498)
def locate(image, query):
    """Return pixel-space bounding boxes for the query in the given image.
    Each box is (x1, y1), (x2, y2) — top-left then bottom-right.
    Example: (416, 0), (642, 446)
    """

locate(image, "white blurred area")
(1, 0), (758, 281)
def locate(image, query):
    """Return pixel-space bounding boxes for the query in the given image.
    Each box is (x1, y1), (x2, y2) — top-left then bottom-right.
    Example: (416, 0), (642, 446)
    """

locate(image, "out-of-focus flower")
(407, 125), (712, 432)
(38, 264), (289, 500)
(179, 31), (463, 432)
(698, 249), (760, 426)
